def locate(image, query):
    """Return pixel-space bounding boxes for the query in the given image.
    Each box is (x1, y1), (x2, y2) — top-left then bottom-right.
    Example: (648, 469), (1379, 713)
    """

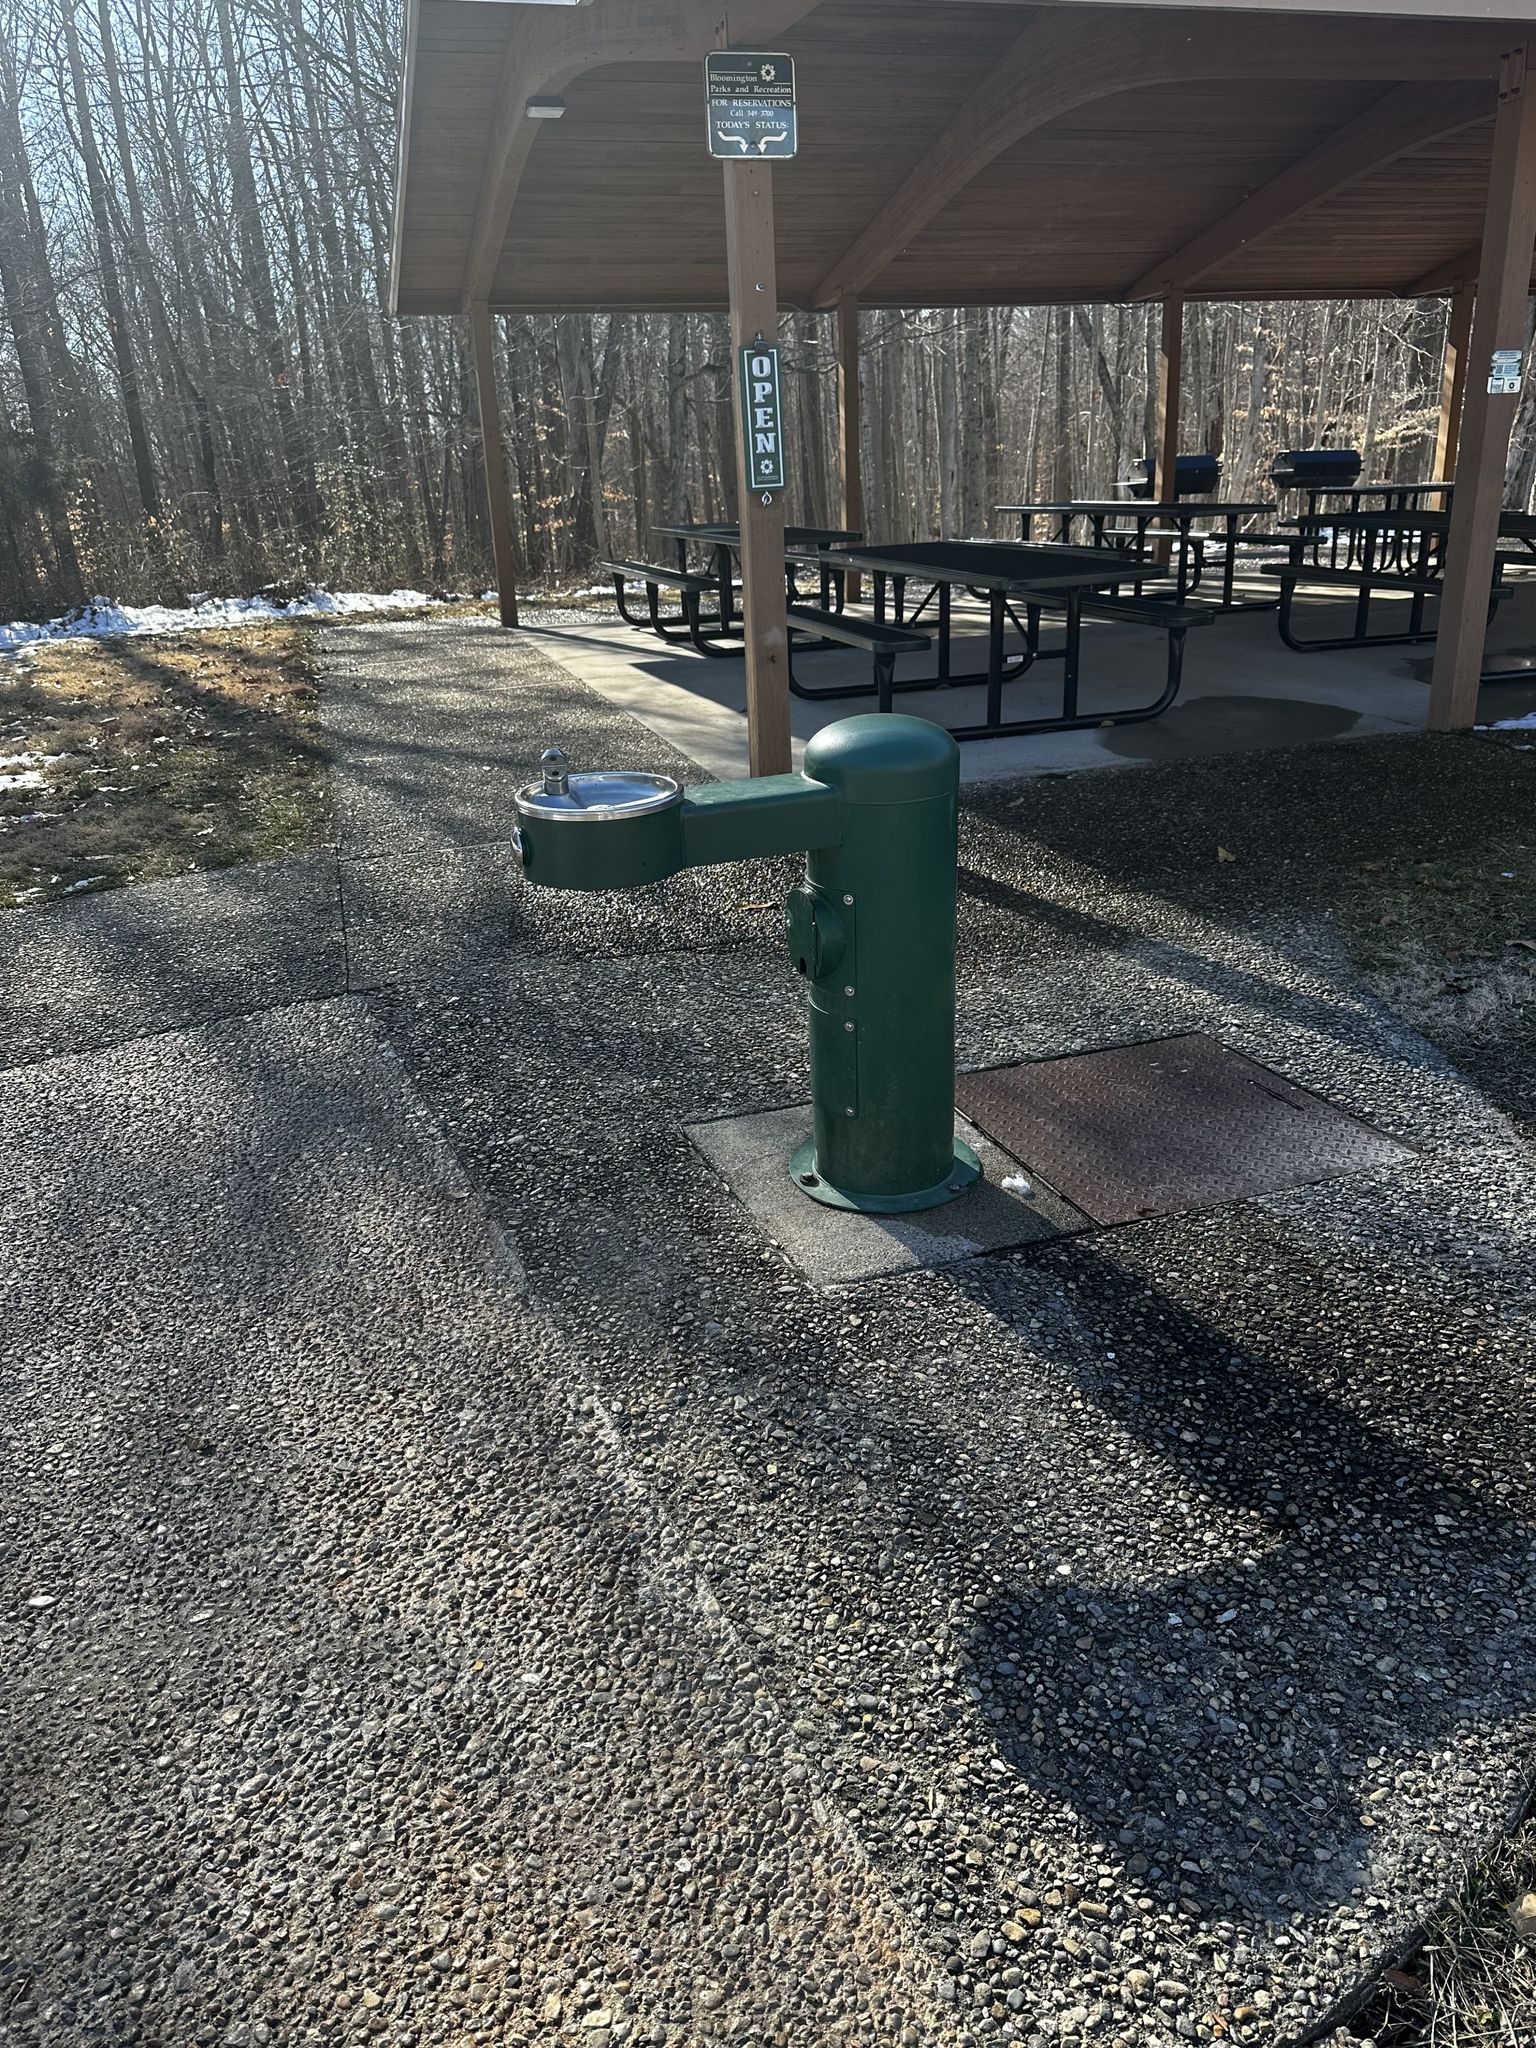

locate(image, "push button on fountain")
(512, 747), (685, 885)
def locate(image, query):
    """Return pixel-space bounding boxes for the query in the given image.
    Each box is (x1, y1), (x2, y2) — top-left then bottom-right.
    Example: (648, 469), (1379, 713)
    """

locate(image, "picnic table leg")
(1175, 519), (1191, 604)
(1353, 529), (1376, 640)
(893, 576), (907, 625)
(715, 543), (734, 633)
(874, 574), (887, 624)
(1061, 590), (1082, 722)
(938, 583), (952, 685)
(874, 651), (896, 714)
(1222, 515), (1238, 609)
(986, 593), (1006, 729)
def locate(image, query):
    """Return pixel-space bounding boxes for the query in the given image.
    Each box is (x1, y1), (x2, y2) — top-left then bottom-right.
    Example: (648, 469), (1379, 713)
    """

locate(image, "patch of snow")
(0, 587), (443, 655)
(1481, 709), (1536, 730)
(1000, 1173), (1033, 1196)
(0, 751), (64, 791)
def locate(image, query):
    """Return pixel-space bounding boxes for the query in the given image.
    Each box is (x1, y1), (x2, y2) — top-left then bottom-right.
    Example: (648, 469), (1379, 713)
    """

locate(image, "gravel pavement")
(3, 1001), (958, 2048)
(4, 619), (1534, 2048)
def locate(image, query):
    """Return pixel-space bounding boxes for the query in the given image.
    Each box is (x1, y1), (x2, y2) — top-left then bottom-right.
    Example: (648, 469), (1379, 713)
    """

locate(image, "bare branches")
(0, 0), (1478, 619)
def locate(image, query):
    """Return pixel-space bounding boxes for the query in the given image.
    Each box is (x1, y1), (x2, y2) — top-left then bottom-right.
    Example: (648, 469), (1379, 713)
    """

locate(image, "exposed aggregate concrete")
(2, 1002), (961, 2048)
(321, 620), (794, 983)
(369, 932), (1536, 2048)
(5, 623), (1535, 2048)
(0, 852), (345, 1068)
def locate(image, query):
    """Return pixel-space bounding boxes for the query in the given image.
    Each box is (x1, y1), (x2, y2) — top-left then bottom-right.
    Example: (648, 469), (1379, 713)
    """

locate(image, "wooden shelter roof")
(390, 0), (1536, 315)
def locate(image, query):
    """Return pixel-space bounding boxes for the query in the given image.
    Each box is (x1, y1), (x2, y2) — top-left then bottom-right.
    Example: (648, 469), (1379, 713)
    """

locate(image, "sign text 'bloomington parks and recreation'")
(705, 53), (797, 159)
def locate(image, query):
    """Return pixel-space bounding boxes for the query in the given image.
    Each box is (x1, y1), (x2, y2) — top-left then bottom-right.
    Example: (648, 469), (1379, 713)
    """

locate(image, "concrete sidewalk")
(4, 618), (1534, 2048)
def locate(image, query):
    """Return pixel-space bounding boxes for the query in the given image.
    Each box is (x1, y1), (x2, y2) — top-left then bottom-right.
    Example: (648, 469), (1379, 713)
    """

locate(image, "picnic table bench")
(1267, 510), (1533, 675)
(650, 521), (860, 648)
(600, 525), (860, 655)
(599, 557), (715, 649)
(790, 539), (1210, 740)
(785, 603), (933, 710)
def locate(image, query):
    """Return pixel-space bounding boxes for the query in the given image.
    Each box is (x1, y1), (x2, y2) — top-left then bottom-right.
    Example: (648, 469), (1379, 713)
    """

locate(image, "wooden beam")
(1434, 279), (1476, 482)
(810, 11), (1503, 308)
(1409, 246), (1482, 294)
(1152, 293), (1184, 561)
(1429, 48), (1536, 730)
(1129, 82), (1491, 301)
(724, 158), (791, 777)
(384, 0), (421, 317)
(468, 300), (519, 629)
(461, 0), (821, 309)
(836, 295), (863, 603)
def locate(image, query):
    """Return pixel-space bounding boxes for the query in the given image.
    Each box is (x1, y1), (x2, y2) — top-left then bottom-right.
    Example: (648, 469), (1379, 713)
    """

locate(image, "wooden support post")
(836, 294), (863, 602)
(1430, 48), (1536, 729)
(469, 300), (519, 628)
(1433, 279), (1476, 483)
(1152, 292), (1184, 561)
(723, 156), (791, 776)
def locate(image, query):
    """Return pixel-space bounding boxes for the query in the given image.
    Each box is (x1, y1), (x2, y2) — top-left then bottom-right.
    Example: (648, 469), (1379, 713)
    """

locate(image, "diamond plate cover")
(956, 1033), (1414, 1226)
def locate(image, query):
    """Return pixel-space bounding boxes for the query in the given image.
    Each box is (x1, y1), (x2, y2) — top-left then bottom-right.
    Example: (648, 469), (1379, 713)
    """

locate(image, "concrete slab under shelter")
(522, 580), (1536, 782)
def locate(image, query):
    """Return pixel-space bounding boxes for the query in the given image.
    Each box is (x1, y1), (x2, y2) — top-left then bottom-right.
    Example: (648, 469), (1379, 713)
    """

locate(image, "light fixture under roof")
(526, 96), (567, 118)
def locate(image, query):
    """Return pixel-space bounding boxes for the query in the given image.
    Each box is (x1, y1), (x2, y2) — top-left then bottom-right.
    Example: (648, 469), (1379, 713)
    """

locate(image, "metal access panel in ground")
(956, 1033), (1415, 1227)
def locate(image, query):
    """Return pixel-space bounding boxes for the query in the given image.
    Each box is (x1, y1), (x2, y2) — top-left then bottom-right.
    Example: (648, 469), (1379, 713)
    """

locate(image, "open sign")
(738, 344), (787, 491)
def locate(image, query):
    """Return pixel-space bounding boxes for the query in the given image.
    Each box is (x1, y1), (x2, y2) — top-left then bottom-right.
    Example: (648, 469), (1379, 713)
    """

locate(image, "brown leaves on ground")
(0, 625), (331, 910)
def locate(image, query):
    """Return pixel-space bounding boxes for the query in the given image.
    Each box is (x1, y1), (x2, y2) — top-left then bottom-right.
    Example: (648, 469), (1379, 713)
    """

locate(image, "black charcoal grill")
(1120, 454), (1222, 500)
(1270, 449), (1362, 492)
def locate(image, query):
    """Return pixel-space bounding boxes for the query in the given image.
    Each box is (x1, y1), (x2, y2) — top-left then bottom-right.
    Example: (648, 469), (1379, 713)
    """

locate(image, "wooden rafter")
(1127, 81), (1492, 302)
(808, 9), (1503, 309)
(460, 0), (821, 309)
(1408, 246), (1483, 293)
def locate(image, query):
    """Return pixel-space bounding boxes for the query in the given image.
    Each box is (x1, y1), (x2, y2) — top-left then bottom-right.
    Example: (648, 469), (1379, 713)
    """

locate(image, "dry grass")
(1342, 1820), (1536, 2047)
(0, 626), (332, 909)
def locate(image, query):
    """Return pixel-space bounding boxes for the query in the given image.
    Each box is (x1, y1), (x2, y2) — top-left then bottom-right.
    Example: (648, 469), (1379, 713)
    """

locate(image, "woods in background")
(2, 0), (1531, 622)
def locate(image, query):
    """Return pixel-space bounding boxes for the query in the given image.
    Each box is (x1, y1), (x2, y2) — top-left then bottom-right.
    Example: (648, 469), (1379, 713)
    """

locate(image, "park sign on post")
(705, 52), (797, 158)
(1489, 347), (1524, 395)
(739, 344), (787, 492)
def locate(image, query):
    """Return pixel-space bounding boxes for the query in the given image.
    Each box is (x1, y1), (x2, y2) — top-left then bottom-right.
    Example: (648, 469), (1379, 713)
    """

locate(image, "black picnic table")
(814, 538), (1189, 741)
(652, 521), (861, 636)
(1273, 509), (1536, 677)
(1284, 479), (1455, 521)
(1285, 506), (1536, 576)
(994, 500), (1277, 611)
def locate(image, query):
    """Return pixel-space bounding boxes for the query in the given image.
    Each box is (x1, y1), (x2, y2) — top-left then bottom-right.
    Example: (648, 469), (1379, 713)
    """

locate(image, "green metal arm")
(681, 775), (840, 867)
